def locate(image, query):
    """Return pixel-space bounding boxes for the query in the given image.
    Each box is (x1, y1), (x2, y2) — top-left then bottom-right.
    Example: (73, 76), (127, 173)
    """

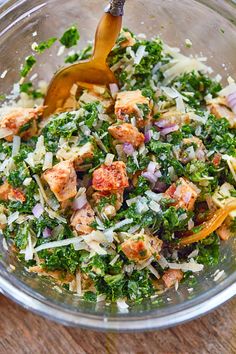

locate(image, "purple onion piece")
(42, 227), (52, 238)
(154, 119), (169, 128)
(123, 143), (134, 156)
(147, 161), (157, 174)
(32, 203), (44, 218)
(154, 181), (167, 192)
(227, 91), (236, 113)
(144, 130), (152, 143)
(142, 171), (158, 184)
(160, 124), (179, 136)
(72, 194), (87, 211)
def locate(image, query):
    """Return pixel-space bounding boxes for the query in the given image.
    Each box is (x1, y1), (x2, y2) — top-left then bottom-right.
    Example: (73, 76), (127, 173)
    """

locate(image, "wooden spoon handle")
(92, 1), (125, 64)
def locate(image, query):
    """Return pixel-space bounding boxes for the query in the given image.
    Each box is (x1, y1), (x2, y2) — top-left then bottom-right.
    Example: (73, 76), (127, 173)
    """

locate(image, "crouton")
(216, 218), (233, 241)
(119, 30), (136, 48)
(56, 142), (94, 168)
(162, 269), (183, 288)
(208, 99), (236, 128)
(43, 160), (77, 202)
(70, 203), (95, 234)
(92, 161), (129, 191)
(29, 265), (74, 284)
(159, 109), (190, 127)
(0, 181), (25, 202)
(74, 142), (94, 168)
(0, 182), (11, 201)
(165, 177), (199, 210)
(79, 85), (113, 111)
(108, 123), (144, 148)
(115, 90), (151, 127)
(0, 106), (44, 141)
(121, 234), (162, 262)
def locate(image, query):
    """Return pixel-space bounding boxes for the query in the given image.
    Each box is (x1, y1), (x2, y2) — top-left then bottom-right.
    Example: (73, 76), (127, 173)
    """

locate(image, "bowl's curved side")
(1, 267), (236, 331)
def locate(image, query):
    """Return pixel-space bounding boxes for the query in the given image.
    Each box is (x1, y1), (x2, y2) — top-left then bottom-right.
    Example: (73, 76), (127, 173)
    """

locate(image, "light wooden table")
(0, 295), (236, 354)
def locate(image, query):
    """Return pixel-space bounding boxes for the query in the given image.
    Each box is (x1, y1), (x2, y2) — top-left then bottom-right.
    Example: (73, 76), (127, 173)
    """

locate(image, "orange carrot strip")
(180, 201), (236, 246)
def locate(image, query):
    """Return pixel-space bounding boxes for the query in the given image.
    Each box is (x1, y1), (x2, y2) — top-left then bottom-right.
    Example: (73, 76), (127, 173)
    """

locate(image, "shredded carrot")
(180, 201), (236, 246)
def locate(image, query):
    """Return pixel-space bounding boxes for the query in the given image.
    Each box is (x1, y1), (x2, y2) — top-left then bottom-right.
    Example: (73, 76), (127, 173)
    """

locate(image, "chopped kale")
(15, 224), (30, 250)
(60, 26), (80, 48)
(7, 162), (30, 188)
(65, 44), (93, 63)
(20, 82), (44, 99)
(126, 154), (149, 174)
(97, 194), (117, 212)
(200, 114), (236, 156)
(34, 37), (57, 53)
(20, 55), (37, 77)
(196, 233), (220, 266)
(39, 245), (80, 273)
(172, 71), (222, 109)
(83, 291), (97, 302)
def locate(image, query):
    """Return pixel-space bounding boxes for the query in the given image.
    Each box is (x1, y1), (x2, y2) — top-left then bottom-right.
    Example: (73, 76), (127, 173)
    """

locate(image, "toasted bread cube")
(162, 269), (183, 288)
(115, 90), (151, 127)
(74, 142), (94, 168)
(108, 123), (144, 148)
(43, 160), (77, 202)
(92, 161), (129, 191)
(0, 106), (44, 141)
(216, 218), (233, 241)
(159, 109), (190, 127)
(208, 101), (236, 128)
(79, 85), (113, 111)
(119, 30), (136, 48)
(29, 265), (74, 284)
(165, 177), (199, 210)
(121, 234), (162, 263)
(0, 182), (12, 201)
(0, 181), (25, 202)
(70, 203), (95, 235)
(56, 142), (94, 167)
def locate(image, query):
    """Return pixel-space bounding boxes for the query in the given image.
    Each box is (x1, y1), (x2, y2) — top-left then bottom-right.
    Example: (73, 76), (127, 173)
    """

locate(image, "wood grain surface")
(0, 295), (236, 354)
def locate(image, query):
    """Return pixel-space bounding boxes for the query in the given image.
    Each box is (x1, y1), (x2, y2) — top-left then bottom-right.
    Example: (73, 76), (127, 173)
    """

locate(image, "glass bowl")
(0, 0), (236, 331)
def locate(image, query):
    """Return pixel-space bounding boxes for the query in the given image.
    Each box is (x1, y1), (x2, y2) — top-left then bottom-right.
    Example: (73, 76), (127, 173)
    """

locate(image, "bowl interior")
(0, 0), (236, 330)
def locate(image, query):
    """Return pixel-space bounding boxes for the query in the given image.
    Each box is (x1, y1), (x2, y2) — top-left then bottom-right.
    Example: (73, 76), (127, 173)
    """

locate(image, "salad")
(0, 27), (236, 307)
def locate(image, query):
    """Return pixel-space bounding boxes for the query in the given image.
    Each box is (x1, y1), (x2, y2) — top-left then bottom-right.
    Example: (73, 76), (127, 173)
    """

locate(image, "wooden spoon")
(43, 0), (125, 118)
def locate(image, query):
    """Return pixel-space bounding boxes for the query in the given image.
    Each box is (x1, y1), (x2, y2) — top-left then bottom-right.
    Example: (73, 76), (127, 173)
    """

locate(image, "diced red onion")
(142, 171), (158, 184)
(123, 143), (134, 156)
(109, 83), (119, 98)
(72, 194), (87, 211)
(196, 149), (205, 160)
(160, 124), (179, 136)
(42, 227), (52, 238)
(154, 170), (162, 178)
(154, 181), (167, 192)
(227, 91), (236, 113)
(144, 130), (152, 143)
(154, 119), (169, 128)
(32, 203), (44, 218)
(147, 161), (157, 174)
